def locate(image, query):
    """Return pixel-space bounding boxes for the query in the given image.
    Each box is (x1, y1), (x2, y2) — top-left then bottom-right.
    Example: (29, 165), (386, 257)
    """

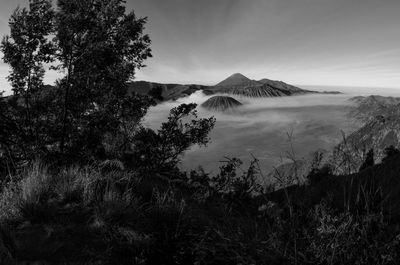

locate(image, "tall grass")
(0, 154), (399, 264)
(20, 161), (52, 204)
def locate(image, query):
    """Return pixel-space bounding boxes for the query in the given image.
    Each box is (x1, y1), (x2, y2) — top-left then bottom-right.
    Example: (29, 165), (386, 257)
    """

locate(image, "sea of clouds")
(143, 86), (400, 174)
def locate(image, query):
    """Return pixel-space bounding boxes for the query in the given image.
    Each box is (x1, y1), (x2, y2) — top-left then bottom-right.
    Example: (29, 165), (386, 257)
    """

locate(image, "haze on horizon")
(0, 0), (400, 93)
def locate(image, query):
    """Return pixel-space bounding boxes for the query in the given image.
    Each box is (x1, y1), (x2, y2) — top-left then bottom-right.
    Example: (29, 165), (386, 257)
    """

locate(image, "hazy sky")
(1, 0), (400, 92)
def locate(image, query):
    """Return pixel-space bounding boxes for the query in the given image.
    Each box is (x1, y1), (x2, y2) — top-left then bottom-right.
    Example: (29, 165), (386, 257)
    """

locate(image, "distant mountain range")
(212, 73), (313, 97)
(127, 81), (209, 101)
(128, 73), (341, 101)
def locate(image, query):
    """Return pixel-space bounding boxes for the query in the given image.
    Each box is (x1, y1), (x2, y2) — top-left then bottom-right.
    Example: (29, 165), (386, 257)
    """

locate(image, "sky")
(0, 0), (400, 93)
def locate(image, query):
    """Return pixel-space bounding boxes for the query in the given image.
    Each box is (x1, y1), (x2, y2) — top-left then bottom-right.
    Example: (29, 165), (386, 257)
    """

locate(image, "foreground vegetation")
(1, 149), (400, 264)
(1, 0), (400, 264)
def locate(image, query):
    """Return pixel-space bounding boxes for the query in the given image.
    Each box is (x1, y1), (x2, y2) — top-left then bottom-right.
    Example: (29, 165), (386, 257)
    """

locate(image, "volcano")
(201, 96), (243, 111)
(211, 73), (312, 97)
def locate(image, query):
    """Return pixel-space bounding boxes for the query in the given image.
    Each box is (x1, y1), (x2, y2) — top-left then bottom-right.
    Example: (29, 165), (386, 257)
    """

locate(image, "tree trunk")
(60, 55), (73, 153)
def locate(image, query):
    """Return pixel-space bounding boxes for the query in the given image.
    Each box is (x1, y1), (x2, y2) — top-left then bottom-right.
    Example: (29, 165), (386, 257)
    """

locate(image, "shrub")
(82, 169), (139, 204)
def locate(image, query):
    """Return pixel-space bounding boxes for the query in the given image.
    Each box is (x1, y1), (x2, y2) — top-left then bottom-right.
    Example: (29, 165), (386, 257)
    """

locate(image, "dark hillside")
(269, 153), (400, 219)
(127, 81), (210, 101)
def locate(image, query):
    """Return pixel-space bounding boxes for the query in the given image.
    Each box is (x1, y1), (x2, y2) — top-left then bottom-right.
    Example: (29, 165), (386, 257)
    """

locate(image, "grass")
(20, 161), (52, 204)
(0, 154), (400, 264)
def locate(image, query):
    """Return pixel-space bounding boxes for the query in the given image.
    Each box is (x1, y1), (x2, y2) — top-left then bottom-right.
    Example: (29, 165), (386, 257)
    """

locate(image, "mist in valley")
(143, 87), (394, 174)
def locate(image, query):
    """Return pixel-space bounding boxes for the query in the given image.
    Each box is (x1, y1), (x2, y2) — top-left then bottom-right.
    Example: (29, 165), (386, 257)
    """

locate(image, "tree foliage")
(0, 0), (55, 162)
(54, 0), (153, 154)
(127, 103), (215, 174)
(0, 0), (213, 177)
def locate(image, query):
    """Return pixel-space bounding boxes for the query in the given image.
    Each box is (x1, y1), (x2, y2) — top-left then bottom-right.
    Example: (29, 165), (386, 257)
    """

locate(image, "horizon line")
(131, 78), (400, 90)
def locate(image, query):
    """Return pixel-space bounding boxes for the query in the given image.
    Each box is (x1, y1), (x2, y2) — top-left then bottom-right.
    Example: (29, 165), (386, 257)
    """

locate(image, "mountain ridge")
(128, 73), (342, 102)
(211, 73), (313, 97)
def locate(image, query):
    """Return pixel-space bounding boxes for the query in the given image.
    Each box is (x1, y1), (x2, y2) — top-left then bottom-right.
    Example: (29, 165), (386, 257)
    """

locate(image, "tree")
(1, 0), (154, 158)
(128, 103), (215, 174)
(1, 0), (54, 96)
(1, 0), (154, 165)
(1, 0), (216, 174)
(54, 0), (153, 156)
(0, 0), (55, 161)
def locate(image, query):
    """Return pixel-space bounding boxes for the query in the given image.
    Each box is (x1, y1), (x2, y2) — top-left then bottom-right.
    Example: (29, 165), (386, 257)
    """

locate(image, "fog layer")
(143, 86), (400, 174)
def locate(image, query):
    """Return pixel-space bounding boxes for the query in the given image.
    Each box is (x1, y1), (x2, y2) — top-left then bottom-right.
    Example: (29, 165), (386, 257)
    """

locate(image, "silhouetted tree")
(0, 0), (55, 162)
(1, 0), (216, 174)
(54, 0), (153, 155)
(0, 0), (155, 163)
(127, 103), (215, 174)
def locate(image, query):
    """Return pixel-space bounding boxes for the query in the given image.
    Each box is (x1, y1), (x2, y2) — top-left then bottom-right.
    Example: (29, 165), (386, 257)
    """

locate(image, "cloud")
(129, 0), (400, 88)
(1, 0), (400, 90)
(144, 86), (400, 172)
(143, 92), (361, 172)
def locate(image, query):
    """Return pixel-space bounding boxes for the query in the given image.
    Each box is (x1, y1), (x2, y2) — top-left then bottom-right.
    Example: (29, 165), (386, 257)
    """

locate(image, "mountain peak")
(230, 73), (249, 79)
(215, 73), (255, 87)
